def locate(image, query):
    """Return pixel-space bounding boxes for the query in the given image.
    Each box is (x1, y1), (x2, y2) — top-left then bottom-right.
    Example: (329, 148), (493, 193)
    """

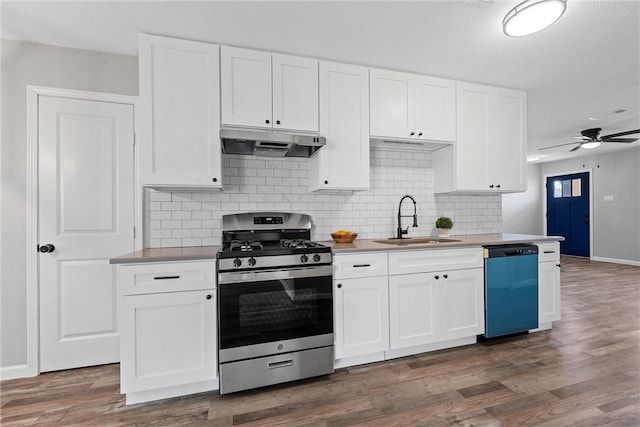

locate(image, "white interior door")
(38, 95), (134, 372)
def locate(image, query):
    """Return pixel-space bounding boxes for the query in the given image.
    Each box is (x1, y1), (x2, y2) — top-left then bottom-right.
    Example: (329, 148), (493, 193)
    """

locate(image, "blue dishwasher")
(484, 244), (538, 338)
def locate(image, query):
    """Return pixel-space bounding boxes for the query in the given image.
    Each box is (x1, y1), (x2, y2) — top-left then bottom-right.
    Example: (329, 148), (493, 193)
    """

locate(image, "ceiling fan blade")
(602, 137), (638, 143)
(539, 142), (579, 151)
(569, 145), (582, 152)
(601, 129), (640, 139)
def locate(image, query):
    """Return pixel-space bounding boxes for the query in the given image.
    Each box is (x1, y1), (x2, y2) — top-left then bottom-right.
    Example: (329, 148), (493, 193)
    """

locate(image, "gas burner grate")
(230, 240), (263, 252)
(280, 239), (322, 249)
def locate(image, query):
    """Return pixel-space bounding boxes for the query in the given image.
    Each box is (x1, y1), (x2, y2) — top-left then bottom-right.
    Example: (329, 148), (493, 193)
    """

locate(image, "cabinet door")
(455, 82), (490, 191)
(120, 290), (217, 393)
(369, 69), (414, 139)
(539, 261), (561, 323)
(272, 54), (319, 132)
(334, 276), (389, 359)
(221, 46), (272, 128)
(138, 34), (222, 188)
(414, 76), (456, 142)
(311, 61), (369, 191)
(440, 268), (485, 340)
(389, 273), (439, 349)
(489, 88), (527, 191)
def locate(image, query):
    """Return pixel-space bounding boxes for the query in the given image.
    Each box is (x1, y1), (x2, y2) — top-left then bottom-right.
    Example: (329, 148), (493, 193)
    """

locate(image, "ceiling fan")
(539, 128), (640, 152)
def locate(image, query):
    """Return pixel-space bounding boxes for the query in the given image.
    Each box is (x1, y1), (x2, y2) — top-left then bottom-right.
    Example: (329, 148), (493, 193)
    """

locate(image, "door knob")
(38, 244), (55, 253)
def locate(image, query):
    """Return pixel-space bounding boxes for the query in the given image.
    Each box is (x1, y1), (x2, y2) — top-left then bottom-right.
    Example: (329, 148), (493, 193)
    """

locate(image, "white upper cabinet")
(370, 68), (455, 143)
(220, 47), (272, 129)
(433, 82), (527, 193)
(310, 61), (370, 191)
(489, 86), (527, 191)
(138, 34), (222, 189)
(221, 46), (319, 132)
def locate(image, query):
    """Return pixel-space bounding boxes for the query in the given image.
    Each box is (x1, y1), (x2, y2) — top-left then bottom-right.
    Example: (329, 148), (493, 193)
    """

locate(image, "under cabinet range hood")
(220, 128), (326, 158)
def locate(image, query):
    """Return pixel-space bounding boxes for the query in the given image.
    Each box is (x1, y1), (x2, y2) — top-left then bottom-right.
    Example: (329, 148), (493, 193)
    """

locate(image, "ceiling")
(2, 0), (639, 163)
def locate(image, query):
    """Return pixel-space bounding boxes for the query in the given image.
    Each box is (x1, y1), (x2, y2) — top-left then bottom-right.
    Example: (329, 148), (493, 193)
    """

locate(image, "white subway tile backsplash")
(144, 145), (502, 248)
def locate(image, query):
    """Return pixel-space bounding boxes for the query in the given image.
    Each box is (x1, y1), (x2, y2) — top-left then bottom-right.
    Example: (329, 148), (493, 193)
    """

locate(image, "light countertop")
(110, 246), (219, 264)
(321, 233), (564, 253)
(110, 234), (563, 263)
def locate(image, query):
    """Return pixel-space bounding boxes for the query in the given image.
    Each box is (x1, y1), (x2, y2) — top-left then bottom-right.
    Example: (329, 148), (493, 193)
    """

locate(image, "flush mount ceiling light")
(503, 0), (567, 37)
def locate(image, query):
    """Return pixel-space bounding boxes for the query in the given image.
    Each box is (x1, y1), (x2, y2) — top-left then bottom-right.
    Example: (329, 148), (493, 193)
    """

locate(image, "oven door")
(218, 265), (333, 363)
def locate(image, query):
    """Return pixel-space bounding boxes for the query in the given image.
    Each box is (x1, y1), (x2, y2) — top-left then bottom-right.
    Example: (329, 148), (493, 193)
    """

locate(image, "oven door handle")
(218, 265), (333, 284)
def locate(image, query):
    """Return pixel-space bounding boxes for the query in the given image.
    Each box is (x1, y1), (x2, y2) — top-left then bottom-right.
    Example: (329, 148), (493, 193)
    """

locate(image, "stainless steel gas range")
(216, 212), (334, 394)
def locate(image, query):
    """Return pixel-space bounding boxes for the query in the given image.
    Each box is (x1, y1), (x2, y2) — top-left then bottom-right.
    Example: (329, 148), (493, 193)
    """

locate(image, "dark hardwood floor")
(2, 256), (639, 426)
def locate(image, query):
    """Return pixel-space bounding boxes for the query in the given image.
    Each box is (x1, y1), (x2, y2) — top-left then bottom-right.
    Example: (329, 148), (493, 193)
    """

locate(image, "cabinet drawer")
(333, 252), (388, 279)
(388, 248), (483, 275)
(536, 242), (560, 262)
(119, 261), (216, 295)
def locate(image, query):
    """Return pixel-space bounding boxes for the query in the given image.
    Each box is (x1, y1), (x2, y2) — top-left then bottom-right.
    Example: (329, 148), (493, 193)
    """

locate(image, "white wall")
(540, 147), (640, 264)
(0, 39), (138, 370)
(502, 163), (543, 235)
(145, 146), (503, 248)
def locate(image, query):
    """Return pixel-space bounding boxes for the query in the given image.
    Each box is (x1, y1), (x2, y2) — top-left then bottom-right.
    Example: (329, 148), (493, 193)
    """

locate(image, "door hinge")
(133, 133), (136, 145)
(133, 226), (136, 239)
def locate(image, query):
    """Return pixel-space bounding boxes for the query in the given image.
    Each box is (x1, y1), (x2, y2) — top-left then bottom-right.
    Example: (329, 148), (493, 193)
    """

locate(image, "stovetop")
(218, 239), (331, 259)
(217, 212), (332, 271)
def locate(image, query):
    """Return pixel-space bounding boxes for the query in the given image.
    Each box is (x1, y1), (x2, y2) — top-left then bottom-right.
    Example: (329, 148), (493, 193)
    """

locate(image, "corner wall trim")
(590, 256), (640, 267)
(0, 364), (31, 381)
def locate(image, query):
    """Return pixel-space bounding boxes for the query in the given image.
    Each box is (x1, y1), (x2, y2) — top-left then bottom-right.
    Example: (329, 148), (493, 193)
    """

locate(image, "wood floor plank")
(1, 256), (638, 426)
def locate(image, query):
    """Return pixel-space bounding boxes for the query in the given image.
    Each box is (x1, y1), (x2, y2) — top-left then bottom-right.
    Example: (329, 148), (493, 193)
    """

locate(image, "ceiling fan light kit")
(539, 127), (640, 152)
(503, 0), (567, 37)
(580, 141), (601, 150)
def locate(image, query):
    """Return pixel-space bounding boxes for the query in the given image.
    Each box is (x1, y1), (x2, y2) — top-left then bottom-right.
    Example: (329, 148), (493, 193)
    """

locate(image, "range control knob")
(313, 254), (321, 262)
(248, 257), (257, 267)
(233, 258), (242, 268)
(300, 254), (309, 263)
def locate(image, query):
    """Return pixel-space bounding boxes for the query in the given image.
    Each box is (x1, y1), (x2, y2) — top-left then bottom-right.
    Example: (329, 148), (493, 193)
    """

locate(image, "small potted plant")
(435, 217), (453, 237)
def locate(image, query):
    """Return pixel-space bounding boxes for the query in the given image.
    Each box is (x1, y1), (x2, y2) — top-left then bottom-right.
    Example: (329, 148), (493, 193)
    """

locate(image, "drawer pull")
(268, 359), (294, 369)
(543, 250), (556, 254)
(154, 275), (181, 280)
(352, 264), (371, 268)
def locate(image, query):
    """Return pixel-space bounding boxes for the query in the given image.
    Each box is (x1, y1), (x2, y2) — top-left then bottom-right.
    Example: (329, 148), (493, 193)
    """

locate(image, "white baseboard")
(591, 256), (640, 267)
(334, 352), (385, 370)
(384, 336), (476, 360)
(125, 379), (219, 405)
(0, 364), (31, 381)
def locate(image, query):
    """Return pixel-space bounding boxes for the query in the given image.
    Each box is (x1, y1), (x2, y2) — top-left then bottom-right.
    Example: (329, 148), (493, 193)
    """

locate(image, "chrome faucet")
(397, 195), (418, 239)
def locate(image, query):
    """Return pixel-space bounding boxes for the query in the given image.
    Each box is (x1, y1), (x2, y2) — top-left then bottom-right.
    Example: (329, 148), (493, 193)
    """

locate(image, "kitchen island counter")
(323, 233), (563, 253)
(110, 246), (219, 264)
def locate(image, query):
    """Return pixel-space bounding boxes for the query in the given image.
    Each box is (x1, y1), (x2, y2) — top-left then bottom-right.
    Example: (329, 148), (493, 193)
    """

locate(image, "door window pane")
(562, 180), (571, 197)
(572, 179), (581, 197)
(554, 181), (562, 198)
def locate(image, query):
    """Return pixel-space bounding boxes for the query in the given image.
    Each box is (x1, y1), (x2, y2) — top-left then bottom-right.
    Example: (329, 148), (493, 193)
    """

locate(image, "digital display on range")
(254, 216), (283, 225)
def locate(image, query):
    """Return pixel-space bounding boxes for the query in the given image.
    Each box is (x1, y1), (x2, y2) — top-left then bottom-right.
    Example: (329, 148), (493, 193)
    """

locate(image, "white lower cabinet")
(118, 261), (217, 404)
(389, 268), (484, 350)
(389, 273), (438, 349)
(334, 249), (484, 367)
(333, 252), (388, 364)
(334, 276), (389, 359)
(536, 242), (562, 325)
(439, 268), (485, 340)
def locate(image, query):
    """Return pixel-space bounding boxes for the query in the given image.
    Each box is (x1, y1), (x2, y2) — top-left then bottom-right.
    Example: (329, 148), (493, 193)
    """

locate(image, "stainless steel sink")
(373, 237), (462, 245)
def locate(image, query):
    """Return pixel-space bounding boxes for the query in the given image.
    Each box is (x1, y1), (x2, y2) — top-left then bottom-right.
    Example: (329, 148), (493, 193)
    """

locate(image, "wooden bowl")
(331, 232), (358, 243)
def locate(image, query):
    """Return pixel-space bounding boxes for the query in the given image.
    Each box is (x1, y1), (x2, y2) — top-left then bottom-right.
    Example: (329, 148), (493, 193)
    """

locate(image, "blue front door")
(546, 172), (590, 257)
